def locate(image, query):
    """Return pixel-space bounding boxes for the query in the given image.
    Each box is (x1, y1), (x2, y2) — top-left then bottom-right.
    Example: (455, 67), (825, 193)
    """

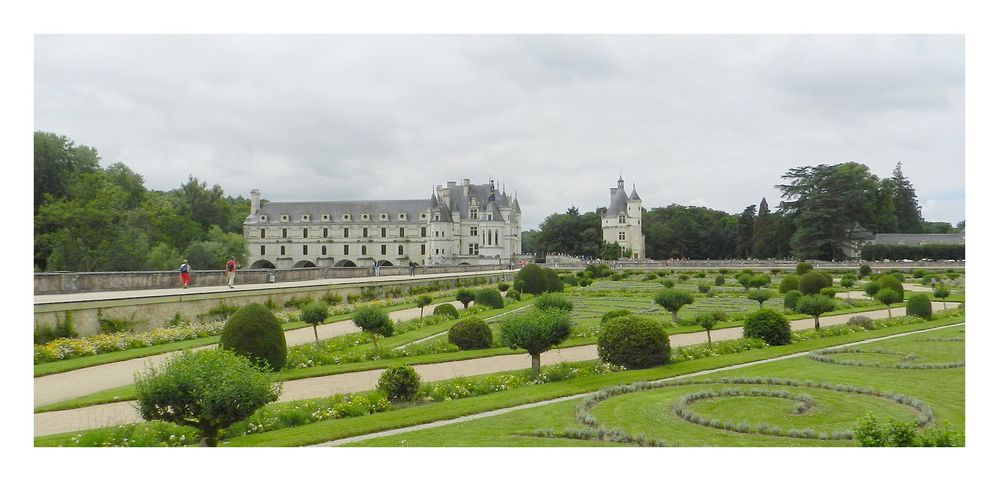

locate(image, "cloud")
(34, 35), (965, 228)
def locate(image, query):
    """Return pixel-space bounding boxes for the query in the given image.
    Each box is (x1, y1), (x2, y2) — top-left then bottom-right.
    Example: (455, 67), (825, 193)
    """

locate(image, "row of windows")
(262, 227), (428, 239)
(259, 212), (427, 222)
(260, 244), (427, 256)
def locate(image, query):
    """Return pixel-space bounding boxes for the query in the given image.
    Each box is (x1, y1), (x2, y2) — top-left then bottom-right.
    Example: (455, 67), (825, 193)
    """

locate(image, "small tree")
(597, 316), (670, 368)
(747, 289), (775, 307)
(715, 274), (726, 286)
(858, 264), (872, 279)
(697, 313), (719, 347)
(299, 301), (330, 346)
(796, 262), (814, 275)
(906, 293), (933, 320)
(134, 349), (281, 447)
(874, 288), (903, 318)
(353, 306), (394, 351)
(933, 287), (951, 309)
(778, 274), (800, 294)
(748, 274), (771, 289)
(500, 308), (573, 378)
(795, 294), (837, 330)
(736, 273), (753, 291)
(839, 276), (856, 298)
(455, 288), (475, 309)
(415, 294), (433, 318)
(798, 271), (830, 295)
(378, 365), (421, 402)
(783, 289), (804, 310)
(864, 281), (882, 298)
(654, 288), (695, 324)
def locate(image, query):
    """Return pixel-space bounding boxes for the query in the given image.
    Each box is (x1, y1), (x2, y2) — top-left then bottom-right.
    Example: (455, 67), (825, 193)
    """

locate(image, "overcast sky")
(34, 35), (964, 229)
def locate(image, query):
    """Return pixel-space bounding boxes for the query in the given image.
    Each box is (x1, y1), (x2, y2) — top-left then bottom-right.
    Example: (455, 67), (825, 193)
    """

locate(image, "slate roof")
(254, 199), (429, 223)
(629, 184), (641, 201)
(604, 187), (630, 217)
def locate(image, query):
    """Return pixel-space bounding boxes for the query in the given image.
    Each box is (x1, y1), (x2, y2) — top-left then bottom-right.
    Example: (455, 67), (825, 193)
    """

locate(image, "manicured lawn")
(345, 324), (964, 447)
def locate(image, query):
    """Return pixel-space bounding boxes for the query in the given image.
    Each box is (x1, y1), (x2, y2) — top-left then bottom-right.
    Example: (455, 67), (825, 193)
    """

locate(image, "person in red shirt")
(226, 256), (239, 288)
(179, 260), (191, 288)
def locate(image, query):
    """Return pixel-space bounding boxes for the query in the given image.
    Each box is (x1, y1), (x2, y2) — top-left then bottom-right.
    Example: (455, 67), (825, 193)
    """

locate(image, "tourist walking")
(373, 262), (380, 277)
(408, 261), (416, 276)
(225, 256), (239, 288)
(179, 259), (191, 288)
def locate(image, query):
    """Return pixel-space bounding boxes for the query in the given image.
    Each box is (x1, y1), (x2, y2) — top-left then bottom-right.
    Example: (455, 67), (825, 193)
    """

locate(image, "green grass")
(346, 324), (965, 447)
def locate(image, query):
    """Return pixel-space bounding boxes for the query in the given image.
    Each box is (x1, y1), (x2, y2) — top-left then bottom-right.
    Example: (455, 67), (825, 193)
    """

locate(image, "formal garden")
(33, 262), (966, 447)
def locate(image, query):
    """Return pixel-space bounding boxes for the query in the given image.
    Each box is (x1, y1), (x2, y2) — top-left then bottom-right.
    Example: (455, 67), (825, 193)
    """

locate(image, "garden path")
(34, 302), (949, 437)
(33, 300), (464, 408)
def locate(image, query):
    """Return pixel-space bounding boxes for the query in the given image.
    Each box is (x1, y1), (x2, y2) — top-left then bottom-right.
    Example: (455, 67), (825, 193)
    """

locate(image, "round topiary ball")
(783, 289), (804, 310)
(515, 264), (549, 294)
(378, 365), (421, 402)
(600, 309), (632, 325)
(906, 294), (933, 320)
(448, 317), (493, 350)
(220, 303), (287, 371)
(847, 315), (874, 330)
(475, 288), (505, 309)
(742, 308), (792, 346)
(778, 274), (800, 294)
(433, 303), (460, 319)
(597, 316), (670, 369)
(798, 271), (831, 295)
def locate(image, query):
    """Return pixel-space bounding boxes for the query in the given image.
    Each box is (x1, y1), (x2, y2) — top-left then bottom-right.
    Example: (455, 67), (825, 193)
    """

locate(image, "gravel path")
(33, 300), (464, 408)
(33, 302), (949, 437)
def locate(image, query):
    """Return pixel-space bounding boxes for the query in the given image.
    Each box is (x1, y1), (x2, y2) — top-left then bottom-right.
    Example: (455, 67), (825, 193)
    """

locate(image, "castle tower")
(601, 177), (645, 259)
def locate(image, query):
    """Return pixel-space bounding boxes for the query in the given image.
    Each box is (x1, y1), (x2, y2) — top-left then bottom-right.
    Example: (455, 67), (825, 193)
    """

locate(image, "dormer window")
(470, 209), (478, 220)
(260, 215), (268, 222)
(321, 214), (329, 221)
(487, 213), (493, 221)
(343, 214), (350, 221)
(398, 213), (406, 220)
(281, 215), (289, 222)
(302, 215), (310, 222)
(434, 214), (440, 221)
(618, 214), (626, 224)
(362, 214), (369, 220)
(420, 213), (427, 219)
(380, 213), (388, 220)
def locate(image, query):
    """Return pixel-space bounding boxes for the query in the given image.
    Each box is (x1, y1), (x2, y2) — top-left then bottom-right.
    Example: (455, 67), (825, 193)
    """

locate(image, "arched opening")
(458, 262), (471, 266)
(250, 259), (276, 269)
(376, 260), (394, 266)
(293, 260), (317, 268)
(334, 259), (357, 267)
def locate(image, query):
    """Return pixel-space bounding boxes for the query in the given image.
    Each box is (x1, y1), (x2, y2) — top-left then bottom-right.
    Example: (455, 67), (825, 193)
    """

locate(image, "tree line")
(523, 161), (960, 261)
(34, 131), (250, 272)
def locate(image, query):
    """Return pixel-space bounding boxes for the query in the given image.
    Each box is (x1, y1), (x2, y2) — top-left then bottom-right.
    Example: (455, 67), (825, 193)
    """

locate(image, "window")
(399, 227), (405, 237)
(321, 245), (327, 255)
(322, 214), (329, 221)
(487, 213), (492, 221)
(398, 245), (404, 255)
(363, 227), (369, 237)
(361, 245), (367, 255)
(421, 227), (427, 237)
(421, 245), (426, 255)
(343, 227), (349, 238)
(470, 226), (478, 236)
(470, 209), (478, 220)
(302, 215), (310, 221)
(619, 231), (626, 241)
(619, 214), (626, 224)
(399, 213), (406, 220)
(280, 246), (286, 255)
(344, 245), (349, 255)
(260, 229), (265, 238)
(380, 245), (387, 255)
(260, 215), (267, 221)
(282, 228), (288, 238)
(303, 228), (308, 238)
(303, 245), (309, 255)
(380, 213), (388, 220)
(323, 228), (328, 238)
(380, 227), (386, 238)
(362, 214), (369, 220)
(281, 215), (289, 222)
(420, 213), (426, 219)
(343, 214), (350, 221)
(468, 243), (479, 255)
(434, 214), (440, 221)
(260, 245), (265, 255)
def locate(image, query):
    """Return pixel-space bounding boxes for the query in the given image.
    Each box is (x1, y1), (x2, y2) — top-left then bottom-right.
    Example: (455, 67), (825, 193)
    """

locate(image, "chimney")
(610, 188), (617, 205)
(250, 189), (261, 215)
(462, 178), (470, 197)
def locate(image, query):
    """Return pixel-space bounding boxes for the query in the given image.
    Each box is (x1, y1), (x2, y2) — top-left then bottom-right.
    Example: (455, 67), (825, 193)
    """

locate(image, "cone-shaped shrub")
(220, 303), (287, 371)
(597, 315), (670, 369)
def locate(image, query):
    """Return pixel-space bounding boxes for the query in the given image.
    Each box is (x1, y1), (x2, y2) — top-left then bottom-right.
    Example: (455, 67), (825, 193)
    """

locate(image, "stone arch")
(458, 262), (472, 266)
(334, 259), (357, 267)
(376, 260), (394, 266)
(250, 259), (276, 269)
(293, 260), (317, 268)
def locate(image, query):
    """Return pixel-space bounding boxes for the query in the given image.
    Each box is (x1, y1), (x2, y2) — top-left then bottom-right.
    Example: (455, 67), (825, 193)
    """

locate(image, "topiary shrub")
(474, 288), (505, 309)
(778, 274), (800, 294)
(220, 303), (287, 371)
(448, 317), (493, 350)
(597, 316), (670, 369)
(377, 365), (421, 402)
(534, 293), (573, 312)
(796, 262), (813, 275)
(506, 289), (522, 301)
(497, 282), (511, 292)
(798, 271), (831, 295)
(698, 283), (712, 293)
(847, 315), (874, 330)
(544, 269), (565, 292)
(353, 305), (394, 351)
(858, 264), (872, 278)
(819, 287), (838, 298)
(661, 279), (675, 288)
(455, 288), (475, 309)
(906, 294), (933, 320)
(878, 275), (905, 297)
(299, 301), (330, 345)
(433, 303), (460, 319)
(715, 274), (726, 286)
(134, 348), (280, 447)
(795, 294), (837, 330)
(742, 308), (791, 346)
(500, 309), (573, 378)
(747, 289), (775, 307)
(515, 264), (550, 294)
(654, 288), (695, 324)
(601, 309), (632, 325)
(783, 290), (803, 310)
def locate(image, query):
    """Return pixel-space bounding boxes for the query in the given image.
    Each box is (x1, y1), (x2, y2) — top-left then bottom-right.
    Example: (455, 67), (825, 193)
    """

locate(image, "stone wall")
(34, 270), (517, 337)
(34, 264), (507, 295)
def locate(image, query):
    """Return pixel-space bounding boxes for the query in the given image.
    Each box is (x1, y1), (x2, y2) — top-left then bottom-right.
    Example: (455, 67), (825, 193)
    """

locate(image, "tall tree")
(888, 162), (924, 233)
(33, 132), (101, 212)
(736, 205), (757, 258)
(871, 178), (898, 233)
(752, 197), (774, 259)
